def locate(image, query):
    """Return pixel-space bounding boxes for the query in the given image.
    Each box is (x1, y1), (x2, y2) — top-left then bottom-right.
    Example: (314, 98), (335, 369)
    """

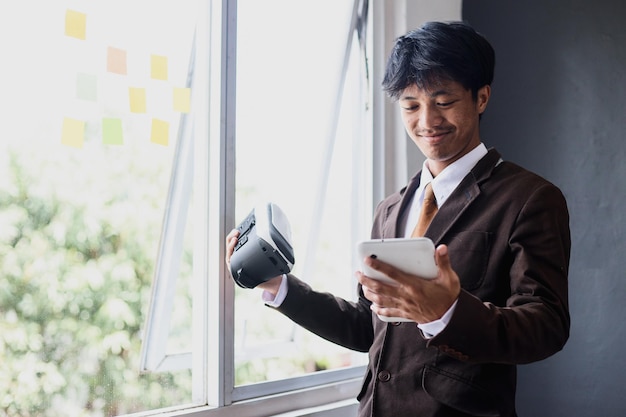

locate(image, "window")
(232, 0), (371, 390)
(1, 1), (199, 415)
(0, 0), (375, 415)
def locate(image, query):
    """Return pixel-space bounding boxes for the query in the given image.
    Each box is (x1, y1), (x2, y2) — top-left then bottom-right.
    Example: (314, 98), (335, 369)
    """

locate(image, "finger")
(363, 256), (419, 286)
(226, 228), (240, 241)
(357, 271), (397, 296)
(361, 282), (397, 308)
(363, 255), (389, 274)
(371, 303), (407, 321)
(359, 280), (384, 305)
(434, 244), (451, 271)
(357, 270), (380, 289)
(225, 229), (240, 265)
(362, 256), (404, 284)
(434, 244), (461, 297)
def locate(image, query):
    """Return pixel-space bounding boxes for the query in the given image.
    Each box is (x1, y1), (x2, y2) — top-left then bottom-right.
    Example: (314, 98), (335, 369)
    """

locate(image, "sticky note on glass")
(151, 55), (168, 80)
(173, 87), (191, 113)
(107, 47), (127, 75)
(102, 118), (123, 145)
(129, 87), (147, 113)
(151, 118), (169, 145)
(65, 9), (87, 40)
(61, 117), (85, 148)
(76, 73), (97, 101)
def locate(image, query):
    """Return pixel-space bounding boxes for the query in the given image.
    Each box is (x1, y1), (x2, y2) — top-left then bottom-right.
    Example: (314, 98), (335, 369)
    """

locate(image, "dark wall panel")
(463, 1), (626, 416)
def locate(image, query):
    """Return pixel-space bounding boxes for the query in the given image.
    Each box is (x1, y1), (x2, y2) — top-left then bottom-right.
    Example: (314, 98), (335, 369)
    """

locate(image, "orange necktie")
(411, 182), (438, 237)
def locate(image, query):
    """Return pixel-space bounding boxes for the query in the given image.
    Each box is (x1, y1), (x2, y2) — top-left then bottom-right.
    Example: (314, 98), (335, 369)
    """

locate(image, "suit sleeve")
(273, 274), (374, 352)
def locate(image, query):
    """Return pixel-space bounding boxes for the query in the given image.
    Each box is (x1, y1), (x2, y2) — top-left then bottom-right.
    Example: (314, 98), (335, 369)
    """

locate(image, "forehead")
(399, 80), (468, 100)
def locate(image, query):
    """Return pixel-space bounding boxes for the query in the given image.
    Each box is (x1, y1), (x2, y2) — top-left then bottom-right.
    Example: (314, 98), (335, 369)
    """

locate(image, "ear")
(477, 85), (491, 114)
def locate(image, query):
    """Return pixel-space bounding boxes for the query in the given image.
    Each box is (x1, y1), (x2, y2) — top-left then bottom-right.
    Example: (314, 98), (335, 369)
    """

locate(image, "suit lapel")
(381, 172), (421, 238)
(426, 149), (503, 244)
(380, 149), (502, 241)
(426, 179), (480, 244)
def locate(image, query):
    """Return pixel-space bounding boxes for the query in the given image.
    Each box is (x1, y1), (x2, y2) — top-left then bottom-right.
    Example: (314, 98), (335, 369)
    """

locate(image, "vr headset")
(230, 203), (295, 289)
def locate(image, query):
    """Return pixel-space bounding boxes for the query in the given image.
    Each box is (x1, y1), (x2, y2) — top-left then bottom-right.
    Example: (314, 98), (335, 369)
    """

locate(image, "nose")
(419, 105), (443, 129)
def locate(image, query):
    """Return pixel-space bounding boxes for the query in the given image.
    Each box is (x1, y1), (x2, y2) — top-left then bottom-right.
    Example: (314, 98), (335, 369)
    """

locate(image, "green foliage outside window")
(0, 148), (191, 416)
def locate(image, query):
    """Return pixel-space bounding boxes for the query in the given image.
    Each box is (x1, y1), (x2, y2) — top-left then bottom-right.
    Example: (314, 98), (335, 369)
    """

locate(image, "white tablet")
(357, 238), (438, 323)
(357, 237), (438, 284)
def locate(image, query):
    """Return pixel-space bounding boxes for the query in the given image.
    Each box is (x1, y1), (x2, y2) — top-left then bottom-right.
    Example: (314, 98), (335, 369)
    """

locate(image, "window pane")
(0, 1), (197, 415)
(234, 0), (368, 386)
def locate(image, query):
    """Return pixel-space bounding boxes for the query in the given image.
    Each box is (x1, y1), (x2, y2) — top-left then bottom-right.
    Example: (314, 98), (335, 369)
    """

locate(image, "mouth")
(418, 130), (450, 143)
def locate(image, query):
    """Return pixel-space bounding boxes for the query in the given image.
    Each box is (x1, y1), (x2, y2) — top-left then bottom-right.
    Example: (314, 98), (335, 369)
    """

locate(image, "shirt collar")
(419, 143), (488, 207)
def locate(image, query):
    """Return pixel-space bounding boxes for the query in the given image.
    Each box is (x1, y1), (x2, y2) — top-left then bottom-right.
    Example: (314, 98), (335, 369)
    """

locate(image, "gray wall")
(463, 1), (626, 416)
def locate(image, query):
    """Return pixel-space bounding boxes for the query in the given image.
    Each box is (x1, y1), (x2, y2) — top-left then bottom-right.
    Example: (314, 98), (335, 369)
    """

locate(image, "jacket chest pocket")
(445, 231), (492, 291)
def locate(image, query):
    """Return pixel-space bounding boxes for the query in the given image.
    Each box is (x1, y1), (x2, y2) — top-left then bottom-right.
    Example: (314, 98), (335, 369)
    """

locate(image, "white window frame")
(134, 0), (402, 415)
(139, 33), (196, 374)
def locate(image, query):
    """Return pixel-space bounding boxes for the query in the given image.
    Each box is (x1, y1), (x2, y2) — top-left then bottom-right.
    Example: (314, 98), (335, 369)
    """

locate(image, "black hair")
(382, 21), (495, 101)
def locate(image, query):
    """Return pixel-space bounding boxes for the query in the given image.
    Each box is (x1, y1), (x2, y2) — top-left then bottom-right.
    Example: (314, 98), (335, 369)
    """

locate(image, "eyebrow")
(400, 89), (453, 101)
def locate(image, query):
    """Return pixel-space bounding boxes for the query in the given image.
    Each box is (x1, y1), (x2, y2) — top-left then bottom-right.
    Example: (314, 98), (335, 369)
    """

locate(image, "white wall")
(372, 0), (462, 201)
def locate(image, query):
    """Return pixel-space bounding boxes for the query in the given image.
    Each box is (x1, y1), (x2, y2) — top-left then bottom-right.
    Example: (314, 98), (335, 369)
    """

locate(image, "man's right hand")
(225, 229), (283, 296)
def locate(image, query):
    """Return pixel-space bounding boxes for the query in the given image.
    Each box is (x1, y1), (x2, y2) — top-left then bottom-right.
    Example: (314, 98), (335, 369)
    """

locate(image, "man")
(226, 21), (570, 417)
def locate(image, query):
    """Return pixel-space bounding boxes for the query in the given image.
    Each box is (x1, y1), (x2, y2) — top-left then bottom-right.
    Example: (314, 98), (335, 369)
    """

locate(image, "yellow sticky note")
(173, 87), (191, 113)
(107, 47), (127, 75)
(102, 118), (123, 145)
(61, 117), (85, 148)
(129, 87), (147, 113)
(151, 55), (168, 80)
(150, 118), (169, 146)
(65, 9), (86, 40)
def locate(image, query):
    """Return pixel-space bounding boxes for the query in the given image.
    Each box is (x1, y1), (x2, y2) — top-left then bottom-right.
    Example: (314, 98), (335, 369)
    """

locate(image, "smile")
(419, 130), (450, 142)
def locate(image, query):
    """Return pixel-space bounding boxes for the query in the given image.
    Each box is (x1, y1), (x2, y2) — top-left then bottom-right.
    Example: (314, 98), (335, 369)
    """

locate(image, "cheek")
(401, 114), (418, 132)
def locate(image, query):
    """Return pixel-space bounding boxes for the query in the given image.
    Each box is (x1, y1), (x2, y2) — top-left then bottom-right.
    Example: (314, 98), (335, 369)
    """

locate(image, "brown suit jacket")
(275, 149), (570, 417)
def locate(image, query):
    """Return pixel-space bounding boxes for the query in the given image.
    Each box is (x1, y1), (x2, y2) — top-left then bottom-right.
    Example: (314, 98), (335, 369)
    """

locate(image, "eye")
(437, 100), (456, 108)
(401, 104), (419, 111)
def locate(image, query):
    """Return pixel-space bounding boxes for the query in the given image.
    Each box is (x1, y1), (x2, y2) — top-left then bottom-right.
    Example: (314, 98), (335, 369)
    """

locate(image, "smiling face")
(399, 80), (491, 177)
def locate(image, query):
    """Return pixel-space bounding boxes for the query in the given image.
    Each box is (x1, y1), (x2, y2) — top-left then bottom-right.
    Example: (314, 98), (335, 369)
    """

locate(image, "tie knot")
(423, 182), (436, 204)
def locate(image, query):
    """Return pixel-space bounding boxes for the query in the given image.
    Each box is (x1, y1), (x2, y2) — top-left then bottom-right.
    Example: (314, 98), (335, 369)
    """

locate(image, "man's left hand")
(358, 244), (461, 323)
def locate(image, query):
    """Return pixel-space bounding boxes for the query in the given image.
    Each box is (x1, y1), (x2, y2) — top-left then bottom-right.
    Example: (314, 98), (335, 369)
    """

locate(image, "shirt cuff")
(417, 299), (458, 338)
(262, 274), (289, 307)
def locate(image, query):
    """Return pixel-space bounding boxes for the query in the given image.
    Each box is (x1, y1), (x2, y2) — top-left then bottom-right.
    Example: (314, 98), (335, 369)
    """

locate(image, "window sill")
(122, 377), (361, 417)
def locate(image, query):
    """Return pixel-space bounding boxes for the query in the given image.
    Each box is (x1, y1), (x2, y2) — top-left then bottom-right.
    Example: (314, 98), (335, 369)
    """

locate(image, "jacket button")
(377, 370), (391, 382)
(392, 322), (401, 326)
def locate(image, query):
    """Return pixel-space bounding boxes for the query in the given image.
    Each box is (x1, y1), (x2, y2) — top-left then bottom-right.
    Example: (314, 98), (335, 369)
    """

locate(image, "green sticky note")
(129, 87), (146, 113)
(102, 118), (123, 145)
(77, 73), (97, 101)
(61, 117), (85, 148)
(173, 87), (191, 113)
(150, 118), (169, 146)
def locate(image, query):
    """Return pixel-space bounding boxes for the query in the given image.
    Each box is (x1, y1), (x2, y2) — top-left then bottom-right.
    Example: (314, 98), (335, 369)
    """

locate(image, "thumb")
(434, 244), (462, 297)
(435, 244), (452, 271)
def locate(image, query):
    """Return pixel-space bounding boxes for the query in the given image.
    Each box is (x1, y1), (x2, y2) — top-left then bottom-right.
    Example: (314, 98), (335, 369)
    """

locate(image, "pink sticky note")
(107, 47), (127, 75)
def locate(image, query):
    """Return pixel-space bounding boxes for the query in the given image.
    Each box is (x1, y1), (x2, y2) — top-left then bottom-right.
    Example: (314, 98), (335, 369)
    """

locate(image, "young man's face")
(399, 80), (490, 176)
